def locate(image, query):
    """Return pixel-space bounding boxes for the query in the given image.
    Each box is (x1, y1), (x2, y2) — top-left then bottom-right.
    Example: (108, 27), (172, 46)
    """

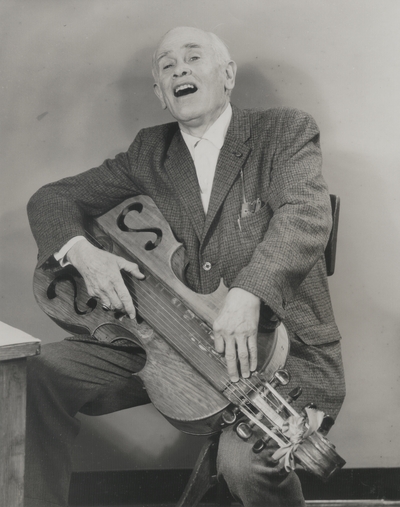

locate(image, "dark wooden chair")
(177, 195), (341, 507)
(325, 195), (340, 277)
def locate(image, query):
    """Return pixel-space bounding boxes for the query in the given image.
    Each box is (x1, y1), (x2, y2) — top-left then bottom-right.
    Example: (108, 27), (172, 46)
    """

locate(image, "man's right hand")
(66, 239), (144, 319)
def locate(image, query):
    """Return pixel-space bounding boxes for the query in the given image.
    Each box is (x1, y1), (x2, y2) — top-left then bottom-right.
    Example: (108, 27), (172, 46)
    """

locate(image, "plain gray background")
(1, 0), (399, 472)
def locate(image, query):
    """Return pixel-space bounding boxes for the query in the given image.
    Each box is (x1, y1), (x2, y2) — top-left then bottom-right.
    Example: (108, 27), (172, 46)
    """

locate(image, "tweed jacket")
(28, 105), (341, 346)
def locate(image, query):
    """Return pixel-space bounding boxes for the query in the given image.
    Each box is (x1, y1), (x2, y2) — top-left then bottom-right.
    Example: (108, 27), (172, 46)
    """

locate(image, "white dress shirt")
(181, 103), (232, 213)
(54, 103), (233, 264)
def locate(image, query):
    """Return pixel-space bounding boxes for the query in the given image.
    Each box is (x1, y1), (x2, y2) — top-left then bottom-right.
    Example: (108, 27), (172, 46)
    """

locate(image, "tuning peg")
(252, 436), (272, 454)
(270, 369), (291, 389)
(285, 386), (302, 403)
(235, 421), (253, 440)
(221, 407), (240, 425)
(318, 415), (335, 435)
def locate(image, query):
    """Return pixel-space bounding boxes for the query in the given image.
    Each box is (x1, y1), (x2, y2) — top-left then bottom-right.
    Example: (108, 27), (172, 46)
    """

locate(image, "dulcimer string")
(84, 230), (284, 427)
(119, 271), (283, 419)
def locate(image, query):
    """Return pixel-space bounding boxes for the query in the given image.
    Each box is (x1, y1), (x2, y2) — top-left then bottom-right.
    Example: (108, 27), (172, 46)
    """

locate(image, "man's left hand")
(213, 288), (261, 382)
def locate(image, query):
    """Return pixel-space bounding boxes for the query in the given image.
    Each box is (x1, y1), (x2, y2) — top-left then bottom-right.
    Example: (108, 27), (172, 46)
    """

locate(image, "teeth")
(175, 84), (195, 93)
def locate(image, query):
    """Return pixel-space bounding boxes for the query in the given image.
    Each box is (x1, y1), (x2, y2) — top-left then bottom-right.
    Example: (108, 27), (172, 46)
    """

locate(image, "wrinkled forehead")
(155, 27), (214, 62)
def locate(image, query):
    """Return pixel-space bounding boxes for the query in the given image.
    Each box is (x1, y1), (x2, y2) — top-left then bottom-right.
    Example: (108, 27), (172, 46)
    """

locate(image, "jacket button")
(202, 261), (212, 271)
(233, 151), (243, 158)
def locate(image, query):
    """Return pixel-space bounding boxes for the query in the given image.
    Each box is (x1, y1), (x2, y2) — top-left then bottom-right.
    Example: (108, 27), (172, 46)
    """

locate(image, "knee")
(217, 426), (283, 485)
(217, 428), (244, 491)
(217, 427), (304, 506)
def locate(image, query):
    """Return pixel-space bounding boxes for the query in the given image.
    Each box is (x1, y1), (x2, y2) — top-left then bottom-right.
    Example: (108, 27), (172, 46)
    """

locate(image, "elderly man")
(26, 27), (345, 507)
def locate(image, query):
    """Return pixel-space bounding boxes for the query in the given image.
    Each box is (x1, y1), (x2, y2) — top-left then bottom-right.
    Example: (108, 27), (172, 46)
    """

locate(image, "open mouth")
(174, 84), (198, 97)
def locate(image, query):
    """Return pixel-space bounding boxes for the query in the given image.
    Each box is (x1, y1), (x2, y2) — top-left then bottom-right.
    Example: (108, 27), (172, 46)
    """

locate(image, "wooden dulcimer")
(33, 195), (345, 481)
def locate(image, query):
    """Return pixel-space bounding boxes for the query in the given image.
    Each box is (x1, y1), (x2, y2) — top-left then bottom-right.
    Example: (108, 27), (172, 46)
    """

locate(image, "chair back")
(325, 195), (340, 277)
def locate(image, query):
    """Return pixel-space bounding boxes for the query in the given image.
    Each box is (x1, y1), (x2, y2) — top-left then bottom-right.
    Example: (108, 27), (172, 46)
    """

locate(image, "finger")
(114, 284), (136, 320)
(106, 287), (125, 313)
(118, 258), (145, 279)
(224, 339), (239, 382)
(236, 336), (250, 379)
(105, 261), (138, 318)
(248, 333), (258, 372)
(213, 332), (225, 354)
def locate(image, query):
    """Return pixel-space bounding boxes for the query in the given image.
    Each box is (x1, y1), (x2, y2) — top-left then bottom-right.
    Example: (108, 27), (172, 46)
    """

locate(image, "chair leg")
(176, 434), (231, 507)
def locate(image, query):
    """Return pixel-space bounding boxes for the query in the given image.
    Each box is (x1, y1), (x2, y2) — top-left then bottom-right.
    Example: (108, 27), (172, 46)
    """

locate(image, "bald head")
(152, 27), (232, 81)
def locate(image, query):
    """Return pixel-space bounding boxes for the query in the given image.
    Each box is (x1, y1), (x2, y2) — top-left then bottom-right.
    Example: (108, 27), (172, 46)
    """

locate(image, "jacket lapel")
(163, 106), (252, 243)
(202, 105), (251, 240)
(163, 129), (205, 240)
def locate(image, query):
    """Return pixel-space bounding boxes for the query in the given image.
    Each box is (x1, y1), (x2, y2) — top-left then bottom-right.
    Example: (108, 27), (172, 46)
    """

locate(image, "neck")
(179, 101), (229, 138)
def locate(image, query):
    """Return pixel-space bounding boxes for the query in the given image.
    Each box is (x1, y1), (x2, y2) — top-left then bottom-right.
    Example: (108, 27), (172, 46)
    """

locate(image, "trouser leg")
(217, 426), (305, 507)
(24, 340), (150, 507)
(217, 337), (345, 507)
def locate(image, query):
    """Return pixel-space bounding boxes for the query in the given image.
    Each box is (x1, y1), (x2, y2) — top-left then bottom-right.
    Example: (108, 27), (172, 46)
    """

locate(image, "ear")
(154, 83), (168, 110)
(224, 61), (237, 92)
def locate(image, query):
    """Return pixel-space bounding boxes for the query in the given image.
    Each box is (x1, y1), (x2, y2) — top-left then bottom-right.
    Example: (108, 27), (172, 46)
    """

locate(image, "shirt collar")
(181, 103), (232, 154)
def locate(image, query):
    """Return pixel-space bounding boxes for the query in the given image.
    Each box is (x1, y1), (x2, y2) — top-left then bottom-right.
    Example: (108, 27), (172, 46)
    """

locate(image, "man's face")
(153, 28), (236, 133)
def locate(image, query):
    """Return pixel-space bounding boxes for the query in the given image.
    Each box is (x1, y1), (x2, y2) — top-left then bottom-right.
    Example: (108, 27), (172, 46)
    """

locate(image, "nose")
(173, 61), (192, 78)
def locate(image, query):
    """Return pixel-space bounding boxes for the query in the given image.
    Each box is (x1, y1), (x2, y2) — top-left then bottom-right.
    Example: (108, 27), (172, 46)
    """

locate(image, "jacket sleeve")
(231, 109), (332, 320)
(27, 130), (144, 268)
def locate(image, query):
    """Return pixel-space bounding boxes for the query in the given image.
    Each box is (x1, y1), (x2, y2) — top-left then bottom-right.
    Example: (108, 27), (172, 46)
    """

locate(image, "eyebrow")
(156, 43), (203, 64)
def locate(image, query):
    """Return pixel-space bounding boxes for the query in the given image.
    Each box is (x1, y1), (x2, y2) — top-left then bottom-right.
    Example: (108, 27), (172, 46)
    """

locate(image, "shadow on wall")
(234, 62), (282, 109)
(233, 60), (328, 118)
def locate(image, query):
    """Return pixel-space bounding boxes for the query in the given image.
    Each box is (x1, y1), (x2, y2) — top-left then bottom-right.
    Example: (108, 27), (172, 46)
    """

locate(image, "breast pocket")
(237, 204), (272, 247)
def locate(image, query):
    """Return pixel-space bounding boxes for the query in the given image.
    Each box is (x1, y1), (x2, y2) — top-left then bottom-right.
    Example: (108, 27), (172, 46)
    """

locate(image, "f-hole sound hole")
(117, 203), (162, 250)
(47, 272), (97, 316)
